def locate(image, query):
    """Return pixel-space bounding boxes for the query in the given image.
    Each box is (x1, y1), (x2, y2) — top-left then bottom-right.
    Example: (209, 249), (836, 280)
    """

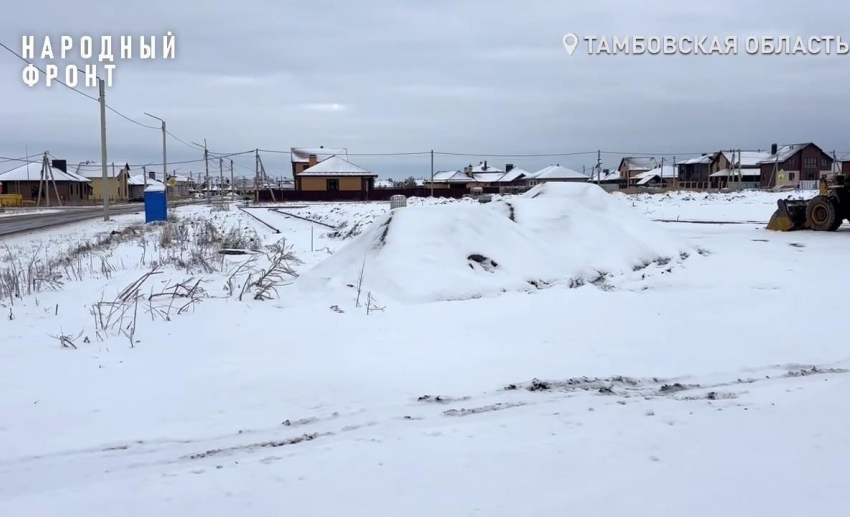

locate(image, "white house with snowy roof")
(526, 165), (588, 187)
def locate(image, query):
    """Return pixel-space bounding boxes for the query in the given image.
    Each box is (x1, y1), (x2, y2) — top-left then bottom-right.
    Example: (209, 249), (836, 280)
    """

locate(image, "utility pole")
(219, 157), (224, 200)
(144, 112), (167, 202)
(143, 165), (147, 189)
(99, 78), (110, 221)
(658, 157), (662, 187)
(255, 149), (260, 203)
(596, 150), (602, 185)
(36, 152), (47, 207)
(230, 159), (234, 199)
(430, 149), (434, 198)
(204, 141), (210, 201)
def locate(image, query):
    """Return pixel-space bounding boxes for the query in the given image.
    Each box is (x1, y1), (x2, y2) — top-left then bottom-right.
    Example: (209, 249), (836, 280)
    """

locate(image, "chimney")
(308, 154), (318, 167)
(51, 159), (67, 172)
(483, 160), (488, 170)
(771, 143), (778, 155)
(505, 164), (514, 172)
(149, 170), (156, 180)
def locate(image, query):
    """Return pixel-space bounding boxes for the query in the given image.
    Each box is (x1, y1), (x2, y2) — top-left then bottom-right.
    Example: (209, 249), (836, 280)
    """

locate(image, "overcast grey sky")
(1, 0), (848, 179)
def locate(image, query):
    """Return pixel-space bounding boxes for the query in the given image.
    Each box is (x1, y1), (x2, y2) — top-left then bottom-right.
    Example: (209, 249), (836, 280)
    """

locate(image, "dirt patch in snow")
(468, 253), (498, 272)
(184, 432), (323, 460)
(443, 402), (526, 417)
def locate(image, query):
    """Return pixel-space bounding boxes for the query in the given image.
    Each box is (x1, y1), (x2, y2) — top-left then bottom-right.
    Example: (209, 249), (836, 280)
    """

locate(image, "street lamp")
(144, 112), (166, 193)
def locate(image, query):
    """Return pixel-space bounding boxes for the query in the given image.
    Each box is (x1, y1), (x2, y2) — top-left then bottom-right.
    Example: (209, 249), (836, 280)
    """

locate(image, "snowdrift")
(493, 182), (688, 275)
(297, 205), (566, 303)
(296, 183), (693, 304)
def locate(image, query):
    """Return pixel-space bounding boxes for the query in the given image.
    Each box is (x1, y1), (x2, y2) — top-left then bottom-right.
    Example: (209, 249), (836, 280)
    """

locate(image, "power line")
(0, 154), (42, 164)
(257, 149), (431, 156)
(108, 106), (159, 129)
(0, 41), (99, 102)
(1, 40), (217, 156)
(165, 130), (205, 151)
(435, 151), (597, 158)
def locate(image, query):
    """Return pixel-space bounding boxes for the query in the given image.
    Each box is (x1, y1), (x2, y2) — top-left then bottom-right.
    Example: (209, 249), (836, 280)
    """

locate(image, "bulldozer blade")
(767, 199), (808, 231)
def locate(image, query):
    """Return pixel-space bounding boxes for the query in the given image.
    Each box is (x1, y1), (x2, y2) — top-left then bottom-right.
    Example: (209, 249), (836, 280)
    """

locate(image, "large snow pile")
(296, 183), (693, 303)
(296, 204), (565, 303)
(500, 183), (688, 273)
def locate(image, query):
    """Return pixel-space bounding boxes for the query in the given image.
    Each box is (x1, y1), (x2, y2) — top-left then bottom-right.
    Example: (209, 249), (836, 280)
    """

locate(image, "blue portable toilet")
(144, 184), (167, 223)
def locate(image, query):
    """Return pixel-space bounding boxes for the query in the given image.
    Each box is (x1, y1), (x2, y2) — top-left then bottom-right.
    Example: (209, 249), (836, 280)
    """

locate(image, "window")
(326, 179), (339, 191)
(822, 158), (830, 167)
(804, 157), (817, 169)
(789, 172), (796, 181)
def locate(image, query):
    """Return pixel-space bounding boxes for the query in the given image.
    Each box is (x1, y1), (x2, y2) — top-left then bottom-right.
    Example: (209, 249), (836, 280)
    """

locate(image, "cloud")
(0, 0), (848, 179)
(297, 103), (347, 112)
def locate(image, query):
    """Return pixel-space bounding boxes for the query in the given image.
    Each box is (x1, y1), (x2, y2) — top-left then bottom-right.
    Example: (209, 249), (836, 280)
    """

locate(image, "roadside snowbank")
(297, 183), (692, 303)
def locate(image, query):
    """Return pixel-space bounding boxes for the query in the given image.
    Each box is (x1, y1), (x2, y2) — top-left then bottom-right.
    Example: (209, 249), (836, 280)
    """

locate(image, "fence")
(257, 187), (473, 202)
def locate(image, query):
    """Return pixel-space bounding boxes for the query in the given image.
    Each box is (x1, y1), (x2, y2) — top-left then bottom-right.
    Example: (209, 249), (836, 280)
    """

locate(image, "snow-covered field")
(1, 187), (848, 516)
(620, 189), (817, 222)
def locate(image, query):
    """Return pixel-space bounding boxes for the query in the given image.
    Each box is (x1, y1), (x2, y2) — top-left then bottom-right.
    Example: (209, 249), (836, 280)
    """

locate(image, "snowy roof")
(298, 155), (377, 177)
(0, 163), (91, 183)
(634, 165), (677, 184)
(635, 164), (677, 179)
(447, 171), (475, 183)
(430, 170), (460, 182)
(291, 147), (348, 164)
(127, 174), (165, 187)
(598, 170), (622, 182)
(680, 154), (712, 165)
(431, 168), (516, 184)
(756, 144), (813, 165)
(144, 183), (166, 192)
(710, 168), (761, 178)
(531, 165), (587, 180)
(498, 167), (531, 183)
(471, 172), (505, 183)
(375, 179), (395, 188)
(720, 151), (772, 167)
(469, 162), (504, 173)
(620, 157), (657, 171)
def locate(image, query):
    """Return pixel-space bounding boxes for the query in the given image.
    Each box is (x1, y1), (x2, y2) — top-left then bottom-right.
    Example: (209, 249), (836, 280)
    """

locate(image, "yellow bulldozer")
(767, 174), (849, 231)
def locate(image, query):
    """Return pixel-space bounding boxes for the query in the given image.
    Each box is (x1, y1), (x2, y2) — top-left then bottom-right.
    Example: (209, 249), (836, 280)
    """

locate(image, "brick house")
(0, 159), (92, 203)
(677, 154), (713, 188)
(758, 143), (833, 189)
(617, 157), (657, 188)
(296, 155), (376, 193)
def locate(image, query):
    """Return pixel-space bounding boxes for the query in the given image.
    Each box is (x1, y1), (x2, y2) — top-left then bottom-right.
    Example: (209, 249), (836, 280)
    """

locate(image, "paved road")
(0, 201), (203, 237)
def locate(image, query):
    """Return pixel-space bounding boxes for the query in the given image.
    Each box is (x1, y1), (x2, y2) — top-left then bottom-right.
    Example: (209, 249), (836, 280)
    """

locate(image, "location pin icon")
(563, 33), (579, 55)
